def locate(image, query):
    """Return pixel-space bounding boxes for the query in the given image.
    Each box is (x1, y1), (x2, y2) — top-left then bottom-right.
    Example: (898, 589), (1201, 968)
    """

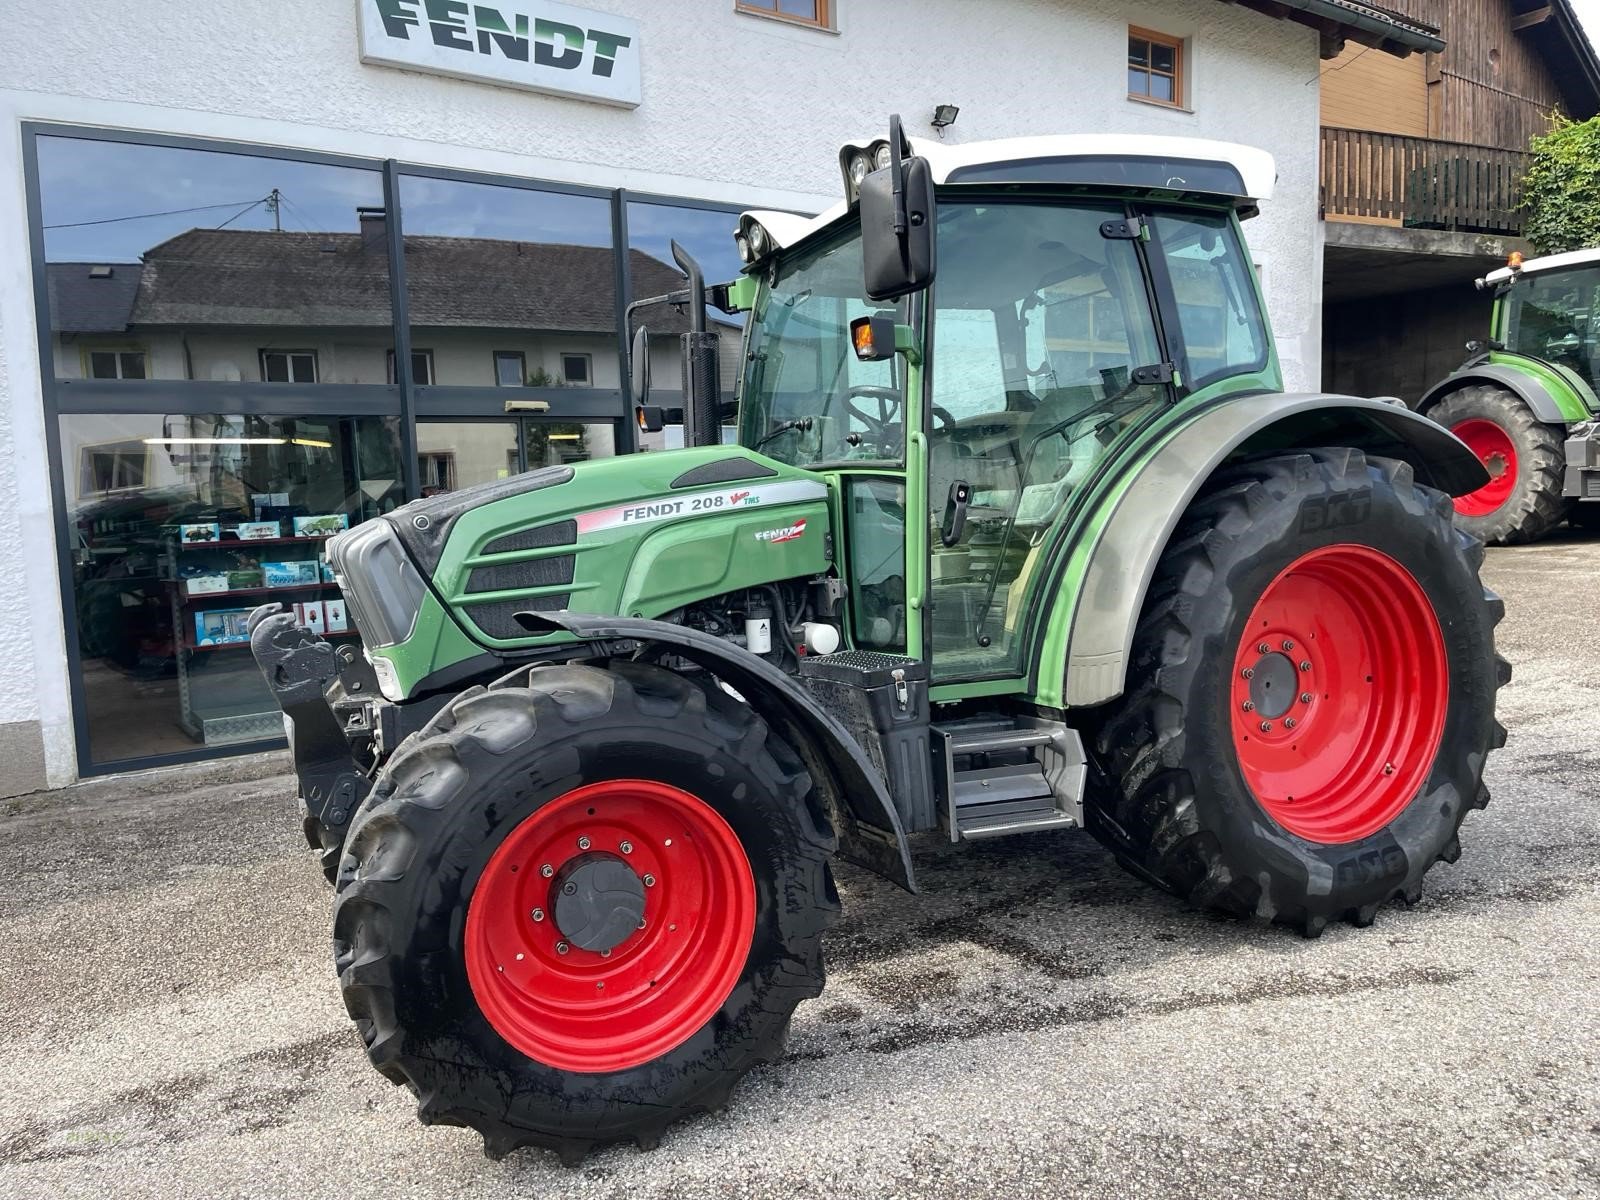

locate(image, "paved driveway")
(1, 539), (1597, 1199)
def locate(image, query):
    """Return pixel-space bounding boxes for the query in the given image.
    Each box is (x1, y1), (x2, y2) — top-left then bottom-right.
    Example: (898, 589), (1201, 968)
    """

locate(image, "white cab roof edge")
(740, 133), (1277, 256)
(1481, 246), (1600, 287)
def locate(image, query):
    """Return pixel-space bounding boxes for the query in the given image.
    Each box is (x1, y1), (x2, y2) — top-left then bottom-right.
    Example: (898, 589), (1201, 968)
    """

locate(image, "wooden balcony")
(1320, 127), (1531, 236)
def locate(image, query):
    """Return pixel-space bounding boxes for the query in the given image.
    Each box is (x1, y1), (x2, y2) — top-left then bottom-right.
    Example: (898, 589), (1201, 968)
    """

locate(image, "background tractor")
(1417, 247), (1600, 544)
(251, 117), (1507, 1164)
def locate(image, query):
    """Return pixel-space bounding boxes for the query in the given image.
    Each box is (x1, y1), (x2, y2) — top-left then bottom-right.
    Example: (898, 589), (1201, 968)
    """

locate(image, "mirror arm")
(889, 113), (908, 236)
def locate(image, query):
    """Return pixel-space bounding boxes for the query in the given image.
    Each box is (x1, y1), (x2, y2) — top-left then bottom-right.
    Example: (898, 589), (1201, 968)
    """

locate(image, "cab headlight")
(747, 222), (768, 256)
(848, 151), (872, 186)
(735, 232), (752, 263)
(872, 141), (893, 172)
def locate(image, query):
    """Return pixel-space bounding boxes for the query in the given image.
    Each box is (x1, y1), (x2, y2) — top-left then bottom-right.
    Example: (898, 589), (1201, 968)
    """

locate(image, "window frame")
(258, 348), (319, 384)
(81, 345), (148, 380)
(1127, 26), (1185, 109)
(560, 352), (593, 387)
(387, 348), (435, 386)
(735, 0), (832, 32)
(493, 350), (527, 388)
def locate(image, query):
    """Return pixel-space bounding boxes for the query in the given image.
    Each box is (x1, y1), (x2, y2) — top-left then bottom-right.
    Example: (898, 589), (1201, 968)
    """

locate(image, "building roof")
(1511, 0), (1600, 118)
(57, 227), (697, 335)
(46, 262), (144, 333)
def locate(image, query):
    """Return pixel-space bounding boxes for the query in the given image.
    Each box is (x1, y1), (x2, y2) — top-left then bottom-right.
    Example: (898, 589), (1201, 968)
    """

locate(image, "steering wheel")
(931, 404), (957, 432)
(842, 385), (905, 454)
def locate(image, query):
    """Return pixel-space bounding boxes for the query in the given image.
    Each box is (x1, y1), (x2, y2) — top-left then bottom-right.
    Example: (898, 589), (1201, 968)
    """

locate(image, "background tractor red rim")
(1451, 418), (1518, 516)
(1229, 543), (1448, 844)
(464, 779), (756, 1074)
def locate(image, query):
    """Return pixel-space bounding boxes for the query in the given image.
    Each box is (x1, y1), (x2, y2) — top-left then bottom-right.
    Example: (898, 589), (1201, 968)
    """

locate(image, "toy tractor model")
(1417, 247), (1600, 544)
(251, 118), (1507, 1163)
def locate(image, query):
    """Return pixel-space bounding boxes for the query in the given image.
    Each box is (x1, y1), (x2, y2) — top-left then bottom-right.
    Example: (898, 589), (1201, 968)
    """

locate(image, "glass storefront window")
(59, 413), (404, 765)
(36, 137), (391, 384)
(416, 419), (616, 494)
(626, 201), (747, 451)
(397, 176), (618, 390)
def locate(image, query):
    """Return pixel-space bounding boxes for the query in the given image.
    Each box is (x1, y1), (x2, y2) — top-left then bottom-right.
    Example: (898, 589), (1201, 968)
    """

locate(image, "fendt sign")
(358, 0), (642, 107)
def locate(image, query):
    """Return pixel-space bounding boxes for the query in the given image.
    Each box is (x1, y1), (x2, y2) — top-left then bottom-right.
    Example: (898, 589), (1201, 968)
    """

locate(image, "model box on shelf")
(295, 601), (327, 636)
(294, 514), (349, 538)
(184, 574), (230, 596)
(180, 522), (221, 544)
(263, 560), (320, 587)
(323, 598), (349, 633)
(227, 568), (265, 590)
(233, 521), (282, 541)
(194, 608), (254, 646)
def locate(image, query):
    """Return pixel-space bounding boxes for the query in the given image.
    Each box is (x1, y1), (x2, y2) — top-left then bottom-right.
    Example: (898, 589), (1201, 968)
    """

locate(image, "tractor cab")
(703, 125), (1278, 685)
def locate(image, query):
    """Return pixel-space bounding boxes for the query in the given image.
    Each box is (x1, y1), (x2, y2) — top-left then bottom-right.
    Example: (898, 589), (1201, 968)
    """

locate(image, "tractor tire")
(1427, 384), (1569, 545)
(331, 661), (836, 1164)
(1087, 449), (1508, 937)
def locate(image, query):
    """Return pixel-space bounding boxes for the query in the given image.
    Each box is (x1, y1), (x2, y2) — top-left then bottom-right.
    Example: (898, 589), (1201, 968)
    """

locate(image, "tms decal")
(755, 519), (807, 544)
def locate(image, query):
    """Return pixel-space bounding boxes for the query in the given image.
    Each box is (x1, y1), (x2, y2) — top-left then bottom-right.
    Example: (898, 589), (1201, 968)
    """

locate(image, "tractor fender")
(516, 609), (918, 893)
(1418, 364), (1576, 424)
(1057, 393), (1489, 709)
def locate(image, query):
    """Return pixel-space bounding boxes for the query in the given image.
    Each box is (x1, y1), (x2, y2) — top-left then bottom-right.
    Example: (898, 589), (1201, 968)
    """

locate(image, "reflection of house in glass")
(47, 212), (739, 390)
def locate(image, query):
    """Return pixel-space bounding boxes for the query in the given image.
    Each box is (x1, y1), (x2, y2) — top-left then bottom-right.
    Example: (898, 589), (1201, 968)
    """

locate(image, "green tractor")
(251, 118), (1507, 1163)
(1418, 247), (1600, 544)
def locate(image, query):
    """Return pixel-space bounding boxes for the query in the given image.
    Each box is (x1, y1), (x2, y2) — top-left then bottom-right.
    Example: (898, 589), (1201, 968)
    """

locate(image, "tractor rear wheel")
(1088, 449), (1507, 936)
(332, 661), (836, 1163)
(1429, 384), (1569, 544)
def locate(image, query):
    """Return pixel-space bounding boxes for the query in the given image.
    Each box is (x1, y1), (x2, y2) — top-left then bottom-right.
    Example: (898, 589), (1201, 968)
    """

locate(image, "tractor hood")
(336, 447), (834, 699)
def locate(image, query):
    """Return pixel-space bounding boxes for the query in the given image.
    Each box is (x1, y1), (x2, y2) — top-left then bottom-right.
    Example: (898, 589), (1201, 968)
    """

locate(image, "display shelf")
(173, 580), (340, 604)
(174, 534), (336, 551)
(184, 628), (360, 654)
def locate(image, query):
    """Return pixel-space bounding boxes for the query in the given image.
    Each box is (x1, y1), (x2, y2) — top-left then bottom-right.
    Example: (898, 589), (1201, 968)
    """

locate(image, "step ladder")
(930, 716), (1087, 842)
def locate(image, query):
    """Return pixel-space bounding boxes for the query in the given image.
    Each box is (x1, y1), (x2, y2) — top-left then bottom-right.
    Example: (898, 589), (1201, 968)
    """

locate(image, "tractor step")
(931, 716), (1086, 842)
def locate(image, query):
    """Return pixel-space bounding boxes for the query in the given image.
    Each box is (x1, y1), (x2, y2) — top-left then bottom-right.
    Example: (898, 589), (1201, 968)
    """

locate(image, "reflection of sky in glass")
(627, 203), (743, 283)
(37, 137), (383, 263)
(397, 175), (611, 246)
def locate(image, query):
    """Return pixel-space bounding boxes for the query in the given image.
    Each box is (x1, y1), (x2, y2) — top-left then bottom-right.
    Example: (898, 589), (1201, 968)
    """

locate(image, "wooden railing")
(1320, 127), (1530, 235)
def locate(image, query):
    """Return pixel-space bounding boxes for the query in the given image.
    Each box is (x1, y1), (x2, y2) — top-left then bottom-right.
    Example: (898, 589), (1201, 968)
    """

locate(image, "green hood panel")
(423, 446), (833, 654)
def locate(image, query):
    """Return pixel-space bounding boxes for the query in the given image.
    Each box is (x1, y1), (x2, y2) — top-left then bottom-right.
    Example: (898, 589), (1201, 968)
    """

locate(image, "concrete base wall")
(0, 719), (50, 798)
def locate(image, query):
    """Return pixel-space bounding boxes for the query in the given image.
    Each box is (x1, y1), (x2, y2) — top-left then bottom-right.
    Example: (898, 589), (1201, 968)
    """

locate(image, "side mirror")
(630, 324), (651, 404)
(859, 114), (936, 301)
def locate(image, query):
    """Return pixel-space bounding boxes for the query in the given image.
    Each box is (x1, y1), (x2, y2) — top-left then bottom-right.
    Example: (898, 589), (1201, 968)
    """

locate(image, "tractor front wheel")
(332, 662), (836, 1162)
(1429, 384), (1569, 544)
(1089, 449), (1507, 936)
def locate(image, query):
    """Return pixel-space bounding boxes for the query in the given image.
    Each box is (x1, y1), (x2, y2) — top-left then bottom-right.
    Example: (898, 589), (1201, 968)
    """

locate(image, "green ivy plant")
(1521, 112), (1600, 254)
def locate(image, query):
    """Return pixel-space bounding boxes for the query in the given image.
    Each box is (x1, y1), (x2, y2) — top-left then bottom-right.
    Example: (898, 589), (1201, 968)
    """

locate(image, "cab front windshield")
(737, 231), (908, 467)
(1502, 264), (1600, 393)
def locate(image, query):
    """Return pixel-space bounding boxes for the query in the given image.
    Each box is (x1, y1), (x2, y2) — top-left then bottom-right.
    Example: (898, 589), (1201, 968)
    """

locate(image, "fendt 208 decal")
(575, 480), (827, 535)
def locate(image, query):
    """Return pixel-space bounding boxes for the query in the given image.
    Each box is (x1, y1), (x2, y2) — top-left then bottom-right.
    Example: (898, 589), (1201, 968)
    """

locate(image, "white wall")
(0, 0), (1323, 786)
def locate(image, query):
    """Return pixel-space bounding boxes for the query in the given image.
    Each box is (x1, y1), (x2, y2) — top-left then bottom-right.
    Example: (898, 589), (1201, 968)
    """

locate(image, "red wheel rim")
(464, 780), (755, 1073)
(1229, 544), (1448, 844)
(1451, 418), (1518, 516)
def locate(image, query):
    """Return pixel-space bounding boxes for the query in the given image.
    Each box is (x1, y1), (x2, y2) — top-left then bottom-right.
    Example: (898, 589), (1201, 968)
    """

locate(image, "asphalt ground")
(1, 536), (1597, 1200)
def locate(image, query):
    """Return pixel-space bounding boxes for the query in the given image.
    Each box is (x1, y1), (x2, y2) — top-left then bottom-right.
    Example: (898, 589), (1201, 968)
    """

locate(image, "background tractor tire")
(1428, 384), (1569, 544)
(332, 661), (837, 1164)
(1088, 448), (1507, 937)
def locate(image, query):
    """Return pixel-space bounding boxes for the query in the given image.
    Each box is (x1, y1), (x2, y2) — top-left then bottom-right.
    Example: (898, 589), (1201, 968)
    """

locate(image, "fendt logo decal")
(574, 480), (826, 535)
(754, 519), (807, 544)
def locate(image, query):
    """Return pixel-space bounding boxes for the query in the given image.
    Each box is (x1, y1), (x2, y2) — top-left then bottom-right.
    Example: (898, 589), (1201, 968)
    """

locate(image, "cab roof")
(741, 133), (1277, 256)
(1481, 246), (1600, 287)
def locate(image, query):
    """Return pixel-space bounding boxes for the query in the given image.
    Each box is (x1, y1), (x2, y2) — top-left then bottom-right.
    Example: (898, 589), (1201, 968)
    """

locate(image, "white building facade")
(0, 0), (1430, 791)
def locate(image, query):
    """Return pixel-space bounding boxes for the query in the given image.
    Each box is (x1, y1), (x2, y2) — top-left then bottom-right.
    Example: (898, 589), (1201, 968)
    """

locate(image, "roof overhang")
(1228, 0), (1445, 59)
(1509, 0), (1600, 118)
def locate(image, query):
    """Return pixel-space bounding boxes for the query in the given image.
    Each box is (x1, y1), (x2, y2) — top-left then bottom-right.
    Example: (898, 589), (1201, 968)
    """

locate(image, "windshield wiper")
(753, 417), (813, 451)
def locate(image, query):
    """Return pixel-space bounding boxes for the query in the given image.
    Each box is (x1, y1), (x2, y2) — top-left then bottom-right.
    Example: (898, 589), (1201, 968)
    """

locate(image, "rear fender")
(1418, 364), (1585, 424)
(1052, 394), (1489, 708)
(518, 610), (918, 893)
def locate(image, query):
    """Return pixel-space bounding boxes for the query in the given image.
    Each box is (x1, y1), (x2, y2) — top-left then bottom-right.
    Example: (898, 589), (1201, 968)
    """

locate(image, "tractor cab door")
(925, 200), (1174, 681)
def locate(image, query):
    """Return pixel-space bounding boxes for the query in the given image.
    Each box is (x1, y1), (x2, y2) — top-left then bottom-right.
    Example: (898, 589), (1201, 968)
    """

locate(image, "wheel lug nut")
(1281, 639), (1295, 651)
(1241, 700), (1255, 712)
(555, 941), (570, 955)
(562, 881), (577, 896)
(1299, 661), (1312, 672)
(577, 836), (591, 851)
(620, 840), (633, 854)
(1300, 692), (1313, 704)
(530, 907), (544, 922)
(1241, 667), (1254, 679)
(601, 949), (611, 958)
(1257, 642), (1271, 654)
(1260, 721), (1272, 732)
(637, 919), (647, 930)
(1284, 718), (1297, 729)
(540, 864), (554, 878)
(1383, 763), (1395, 776)
(643, 873), (656, 888)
